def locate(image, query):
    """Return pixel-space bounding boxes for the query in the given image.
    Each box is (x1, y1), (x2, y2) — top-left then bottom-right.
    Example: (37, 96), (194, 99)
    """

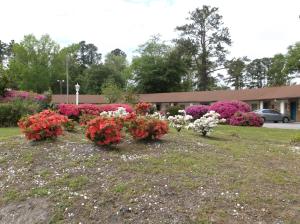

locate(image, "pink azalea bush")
(185, 105), (209, 119)
(0, 90), (46, 103)
(209, 101), (251, 122)
(229, 112), (264, 127)
(58, 103), (133, 119)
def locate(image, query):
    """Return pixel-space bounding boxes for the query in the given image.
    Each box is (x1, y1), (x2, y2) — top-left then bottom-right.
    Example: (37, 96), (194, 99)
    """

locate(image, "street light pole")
(66, 55), (69, 104)
(57, 80), (65, 95)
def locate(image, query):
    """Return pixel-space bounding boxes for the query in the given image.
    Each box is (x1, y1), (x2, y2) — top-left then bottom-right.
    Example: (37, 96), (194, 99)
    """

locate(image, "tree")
(8, 34), (60, 93)
(110, 48), (127, 57)
(101, 79), (123, 103)
(225, 57), (248, 89)
(285, 42), (300, 76)
(245, 58), (271, 88)
(0, 65), (8, 96)
(132, 36), (187, 93)
(176, 5), (231, 90)
(268, 54), (290, 86)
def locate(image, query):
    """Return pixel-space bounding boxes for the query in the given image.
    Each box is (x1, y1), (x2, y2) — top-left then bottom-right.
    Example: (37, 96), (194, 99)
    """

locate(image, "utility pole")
(66, 55), (69, 104)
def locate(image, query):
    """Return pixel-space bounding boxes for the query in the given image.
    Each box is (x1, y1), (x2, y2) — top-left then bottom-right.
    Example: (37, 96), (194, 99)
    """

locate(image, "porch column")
(259, 101), (264, 110)
(280, 100), (285, 114)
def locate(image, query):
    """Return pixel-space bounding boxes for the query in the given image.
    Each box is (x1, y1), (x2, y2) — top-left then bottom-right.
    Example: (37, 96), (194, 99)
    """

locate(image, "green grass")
(0, 127), (20, 139)
(0, 125), (299, 223)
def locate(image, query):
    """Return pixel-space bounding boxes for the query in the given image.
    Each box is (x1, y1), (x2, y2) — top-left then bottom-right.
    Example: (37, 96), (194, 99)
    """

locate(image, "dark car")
(253, 109), (290, 123)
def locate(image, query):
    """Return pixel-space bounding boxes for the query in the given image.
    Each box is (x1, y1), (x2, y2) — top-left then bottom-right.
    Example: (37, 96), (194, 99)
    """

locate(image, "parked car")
(253, 109), (290, 123)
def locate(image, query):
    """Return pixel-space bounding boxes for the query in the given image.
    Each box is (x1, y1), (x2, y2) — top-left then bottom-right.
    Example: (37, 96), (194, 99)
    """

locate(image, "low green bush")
(166, 105), (185, 117)
(0, 100), (41, 127)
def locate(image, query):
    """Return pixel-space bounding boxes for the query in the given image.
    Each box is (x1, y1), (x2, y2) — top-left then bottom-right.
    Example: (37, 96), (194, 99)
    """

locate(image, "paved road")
(263, 122), (300, 129)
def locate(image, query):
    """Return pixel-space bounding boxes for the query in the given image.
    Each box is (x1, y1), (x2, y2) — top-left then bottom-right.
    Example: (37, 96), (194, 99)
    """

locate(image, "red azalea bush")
(185, 105), (209, 119)
(229, 112), (264, 127)
(78, 104), (102, 115)
(58, 104), (80, 118)
(86, 117), (123, 145)
(135, 102), (152, 115)
(18, 110), (68, 141)
(63, 119), (77, 132)
(209, 100), (251, 122)
(128, 116), (169, 140)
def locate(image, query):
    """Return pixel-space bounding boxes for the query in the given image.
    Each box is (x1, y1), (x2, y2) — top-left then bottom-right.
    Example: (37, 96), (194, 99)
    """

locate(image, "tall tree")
(285, 42), (300, 76)
(8, 34), (60, 93)
(268, 54), (290, 86)
(131, 36), (186, 93)
(245, 58), (271, 88)
(176, 5), (231, 90)
(225, 57), (248, 89)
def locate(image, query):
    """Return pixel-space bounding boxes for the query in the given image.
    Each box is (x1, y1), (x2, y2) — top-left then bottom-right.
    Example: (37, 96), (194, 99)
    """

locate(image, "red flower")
(18, 110), (68, 141)
(86, 117), (123, 146)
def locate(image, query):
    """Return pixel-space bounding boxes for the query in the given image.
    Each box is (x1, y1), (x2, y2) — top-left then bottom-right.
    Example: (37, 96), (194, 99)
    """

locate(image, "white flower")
(100, 107), (128, 118)
(168, 113), (193, 132)
(187, 111), (222, 136)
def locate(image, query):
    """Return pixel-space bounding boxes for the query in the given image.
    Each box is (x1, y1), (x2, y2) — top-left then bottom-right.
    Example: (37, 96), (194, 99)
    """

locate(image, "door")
(290, 102), (297, 121)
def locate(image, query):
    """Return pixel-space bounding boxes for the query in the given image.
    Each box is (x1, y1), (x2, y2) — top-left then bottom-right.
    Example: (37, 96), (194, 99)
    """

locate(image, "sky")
(1, 0), (300, 61)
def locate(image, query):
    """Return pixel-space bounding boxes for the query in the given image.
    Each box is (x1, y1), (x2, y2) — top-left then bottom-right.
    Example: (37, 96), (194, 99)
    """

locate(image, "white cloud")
(1, 0), (300, 61)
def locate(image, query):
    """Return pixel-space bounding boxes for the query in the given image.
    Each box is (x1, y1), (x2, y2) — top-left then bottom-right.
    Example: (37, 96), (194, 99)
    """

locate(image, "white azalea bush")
(187, 111), (225, 136)
(168, 110), (193, 132)
(147, 111), (166, 120)
(100, 107), (129, 118)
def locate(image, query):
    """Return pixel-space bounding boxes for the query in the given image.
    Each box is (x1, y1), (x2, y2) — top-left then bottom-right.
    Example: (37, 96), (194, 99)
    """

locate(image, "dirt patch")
(0, 198), (49, 224)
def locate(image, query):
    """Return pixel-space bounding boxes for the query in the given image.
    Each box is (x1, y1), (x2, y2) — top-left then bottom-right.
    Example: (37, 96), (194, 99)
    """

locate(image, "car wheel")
(282, 117), (289, 123)
(262, 117), (266, 123)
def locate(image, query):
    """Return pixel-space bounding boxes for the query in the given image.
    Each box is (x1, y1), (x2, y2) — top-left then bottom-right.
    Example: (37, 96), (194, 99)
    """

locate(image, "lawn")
(0, 127), (20, 140)
(0, 126), (299, 223)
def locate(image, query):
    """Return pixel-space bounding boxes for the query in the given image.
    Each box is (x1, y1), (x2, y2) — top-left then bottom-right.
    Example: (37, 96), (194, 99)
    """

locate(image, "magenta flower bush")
(229, 112), (264, 127)
(209, 100), (251, 122)
(185, 105), (209, 119)
(0, 90), (46, 103)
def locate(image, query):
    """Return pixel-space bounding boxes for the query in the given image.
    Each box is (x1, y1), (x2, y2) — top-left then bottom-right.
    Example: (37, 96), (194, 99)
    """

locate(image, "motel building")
(52, 85), (300, 122)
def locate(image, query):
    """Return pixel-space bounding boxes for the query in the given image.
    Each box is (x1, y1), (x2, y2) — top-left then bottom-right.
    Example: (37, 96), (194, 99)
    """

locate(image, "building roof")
(52, 85), (300, 104)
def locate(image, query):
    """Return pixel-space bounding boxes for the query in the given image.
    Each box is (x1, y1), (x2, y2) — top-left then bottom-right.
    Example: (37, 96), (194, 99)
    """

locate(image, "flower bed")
(18, 110), (68, 141)
(58, 103), (133, 119)
(229, 112), (264, 127)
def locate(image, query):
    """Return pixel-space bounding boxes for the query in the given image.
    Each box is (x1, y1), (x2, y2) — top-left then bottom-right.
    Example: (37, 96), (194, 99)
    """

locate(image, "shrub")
(187, 111), (225, 136)
(58, 104), (80, 118)
(209, 101), (250, 122)
(135, 102), (152, 115)
(79, 113), (98, 126)
(0, 90), (47, 103)
(18, 110), (68, 141)
(63, 119), (77, 132)
(185, 105), (209, 119)
(229, 112), (264, 127)
(128, 116), (169, 140)
(86, 117), (123, 146)
(0, 99), (41, 127)
(98, 104), (133, 113)
(168, 110), (193, 132)
(78, 104), (101, 115)
(166, 105), (184, 117)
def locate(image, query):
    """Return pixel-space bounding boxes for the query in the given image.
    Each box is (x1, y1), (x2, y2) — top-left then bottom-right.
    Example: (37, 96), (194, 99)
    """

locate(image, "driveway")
(263, 122), (300, 129)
